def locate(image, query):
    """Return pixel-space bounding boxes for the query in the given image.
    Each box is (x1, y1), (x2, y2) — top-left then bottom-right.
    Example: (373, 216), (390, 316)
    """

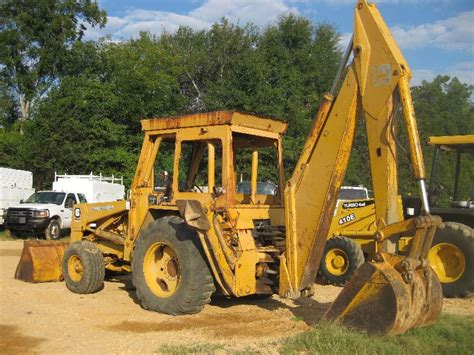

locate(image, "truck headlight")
(32, 210), (49, 218)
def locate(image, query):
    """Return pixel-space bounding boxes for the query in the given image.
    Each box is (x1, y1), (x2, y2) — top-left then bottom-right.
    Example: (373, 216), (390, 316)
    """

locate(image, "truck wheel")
(63, 241), (105, 294)
(428, 222), (473, 298)
(5, 229), (17, 239)
(319, 236), (365, 286)
(45, 219), (61, 240)
(132, 215), (215, 315)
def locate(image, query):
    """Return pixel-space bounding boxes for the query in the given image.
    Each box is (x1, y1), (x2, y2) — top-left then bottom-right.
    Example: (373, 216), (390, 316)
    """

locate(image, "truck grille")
(8, 209), (33, 218)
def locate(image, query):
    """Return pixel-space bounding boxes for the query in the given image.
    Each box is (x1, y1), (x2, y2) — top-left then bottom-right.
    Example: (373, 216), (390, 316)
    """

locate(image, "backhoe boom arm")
(280, 0), (438, 309)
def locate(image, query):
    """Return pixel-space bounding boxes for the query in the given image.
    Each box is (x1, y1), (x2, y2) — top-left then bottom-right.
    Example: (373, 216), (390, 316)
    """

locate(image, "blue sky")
(88, 0), (474, 86)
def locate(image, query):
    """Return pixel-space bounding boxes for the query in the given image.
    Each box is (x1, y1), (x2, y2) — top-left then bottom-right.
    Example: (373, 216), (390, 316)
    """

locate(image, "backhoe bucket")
(15, 240), (69, 283)
(325, 254), (443, 335)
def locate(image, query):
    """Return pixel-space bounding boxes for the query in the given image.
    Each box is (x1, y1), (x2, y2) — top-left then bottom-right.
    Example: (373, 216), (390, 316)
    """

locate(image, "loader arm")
(280, 0), (442, 333)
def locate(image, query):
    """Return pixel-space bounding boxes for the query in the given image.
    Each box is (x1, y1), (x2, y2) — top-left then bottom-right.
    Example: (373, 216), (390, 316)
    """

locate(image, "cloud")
(391, 11), (474, 53)
(85, 0), (296, 40)
(412, 61), (474, 86)
(190, 0), (296, 25)
(338, 11), (474, 55)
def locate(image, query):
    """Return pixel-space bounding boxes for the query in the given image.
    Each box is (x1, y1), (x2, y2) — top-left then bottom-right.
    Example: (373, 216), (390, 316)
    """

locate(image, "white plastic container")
(52, 172), (125, 203)
(0, 168), (35, 224)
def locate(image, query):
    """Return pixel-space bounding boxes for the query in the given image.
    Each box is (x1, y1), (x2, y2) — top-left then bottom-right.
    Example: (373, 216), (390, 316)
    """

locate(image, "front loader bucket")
(15, 240), (69, 283)
(325, 255), (443, 335)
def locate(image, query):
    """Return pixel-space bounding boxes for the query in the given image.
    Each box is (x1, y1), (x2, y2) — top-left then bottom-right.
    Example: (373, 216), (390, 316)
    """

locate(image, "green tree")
(0, 0), (107, 124)
(25, 33), (185, 187)
(409, 76), (474, 204)
(257, 15), (341, 176)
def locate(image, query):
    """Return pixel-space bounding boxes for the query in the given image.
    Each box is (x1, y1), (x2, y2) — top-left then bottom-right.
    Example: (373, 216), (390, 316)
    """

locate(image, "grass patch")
(280, 314), (474, 354)
(159, 343), (225, 354)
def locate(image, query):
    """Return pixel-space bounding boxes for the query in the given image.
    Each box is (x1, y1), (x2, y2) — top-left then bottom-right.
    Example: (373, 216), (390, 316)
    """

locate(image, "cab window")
(65, 194), (77, 208)
(77, 194), (87, 203)
(178, 140), (222, 194)
(233, 132), (280, 204)
(154, 136), (176, 193)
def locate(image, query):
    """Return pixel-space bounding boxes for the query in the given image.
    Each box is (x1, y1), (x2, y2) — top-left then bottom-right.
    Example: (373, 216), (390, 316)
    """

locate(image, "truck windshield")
(24, 192), (66, 205)
(338, 188), (368, 200)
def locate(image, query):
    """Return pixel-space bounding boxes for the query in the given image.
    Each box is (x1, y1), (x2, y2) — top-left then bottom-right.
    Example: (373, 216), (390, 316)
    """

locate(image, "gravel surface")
(0, 240), (472, 353)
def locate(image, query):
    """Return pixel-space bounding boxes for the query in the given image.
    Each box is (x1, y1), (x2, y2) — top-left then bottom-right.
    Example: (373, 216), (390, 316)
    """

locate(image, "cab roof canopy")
(141, 111), (288, 135)
(428, 135), (474, 152)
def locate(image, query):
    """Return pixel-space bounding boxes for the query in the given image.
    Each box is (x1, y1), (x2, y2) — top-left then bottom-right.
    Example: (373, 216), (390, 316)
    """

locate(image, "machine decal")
(338, 213), (356, 225)
(342, 200), (375, 209)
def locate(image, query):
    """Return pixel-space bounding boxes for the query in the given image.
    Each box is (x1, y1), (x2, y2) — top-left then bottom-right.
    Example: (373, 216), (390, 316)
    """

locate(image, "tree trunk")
(18, 94), (30, 135)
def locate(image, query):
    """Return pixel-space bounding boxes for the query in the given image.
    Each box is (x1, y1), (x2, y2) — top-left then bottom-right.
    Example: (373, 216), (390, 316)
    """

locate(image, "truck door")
(63, 193), (77, 228)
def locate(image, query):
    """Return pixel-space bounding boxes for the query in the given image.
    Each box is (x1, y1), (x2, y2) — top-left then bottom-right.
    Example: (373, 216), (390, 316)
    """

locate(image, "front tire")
(63, 241), (105, 294)
(5, 228), (17, 239)
(132, 216), (215, 315)
(45, 219), (61, 240)
(319, 236), (365, 286)
(428, 222), (473, 298)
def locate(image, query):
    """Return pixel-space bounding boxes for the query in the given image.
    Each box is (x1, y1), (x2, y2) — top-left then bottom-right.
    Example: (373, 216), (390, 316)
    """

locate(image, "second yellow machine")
(19, 0), (444, 335)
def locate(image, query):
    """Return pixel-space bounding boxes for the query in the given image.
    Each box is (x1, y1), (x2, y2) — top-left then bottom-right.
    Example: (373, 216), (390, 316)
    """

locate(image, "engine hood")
(8, 203), (58, 210)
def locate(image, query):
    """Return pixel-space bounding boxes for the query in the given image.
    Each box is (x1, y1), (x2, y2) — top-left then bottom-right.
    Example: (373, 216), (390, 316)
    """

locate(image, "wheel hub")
(325, 248), (349, 276)
(428, 242), (465, 283)
(144, 242), (180, 298)
(67, 255), (84, 282)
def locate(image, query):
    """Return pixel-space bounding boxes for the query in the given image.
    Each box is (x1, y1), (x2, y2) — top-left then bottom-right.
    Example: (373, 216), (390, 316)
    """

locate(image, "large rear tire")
(132, 216), (215, 315)
(428, 222), (473, 298)
(319, 236), (365, 286)
(63, 241), (105, 294)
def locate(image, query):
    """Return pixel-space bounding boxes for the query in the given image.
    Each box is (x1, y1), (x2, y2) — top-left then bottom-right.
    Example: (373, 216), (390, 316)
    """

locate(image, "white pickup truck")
(4, 173), (124, 240)
(5, 191), (87, 239)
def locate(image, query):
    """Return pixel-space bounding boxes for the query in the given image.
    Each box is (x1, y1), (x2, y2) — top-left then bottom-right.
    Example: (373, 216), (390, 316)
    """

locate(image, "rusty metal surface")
(325, 254), (443, 335)
(141, 111), (288, 135)
(15, 240), (69, 283)
(176, 200), (211, 231)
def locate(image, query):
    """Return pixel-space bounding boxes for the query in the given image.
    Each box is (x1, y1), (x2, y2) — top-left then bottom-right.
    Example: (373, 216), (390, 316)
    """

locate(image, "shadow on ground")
(107, 273), (331, 327)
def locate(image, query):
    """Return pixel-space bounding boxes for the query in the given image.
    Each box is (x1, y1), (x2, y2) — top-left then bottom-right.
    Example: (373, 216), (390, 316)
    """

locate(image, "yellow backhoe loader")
(16, 0), (443, 334)
(320, 136), (473, 298)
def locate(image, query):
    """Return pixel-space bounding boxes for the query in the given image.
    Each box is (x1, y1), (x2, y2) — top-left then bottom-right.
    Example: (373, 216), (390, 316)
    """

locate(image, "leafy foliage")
(0, 0), (106, 122)
(0, 6), (471, 196)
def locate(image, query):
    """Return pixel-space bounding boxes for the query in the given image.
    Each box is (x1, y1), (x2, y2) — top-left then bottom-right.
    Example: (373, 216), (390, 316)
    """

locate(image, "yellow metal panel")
(234, 229), (259, 296)
(282, 67), (359, 296)
(250, 150), (258, 204)
(354, 0), (410, 119)
(328, 201), (377, 239)
(227, 206), (285, 229)
(230, 125), (281, 140)
(232, 112), (287, 135)
(428, 135), (474, 147)
(71, 200), (127, 241)
(140, 111), (287, 135)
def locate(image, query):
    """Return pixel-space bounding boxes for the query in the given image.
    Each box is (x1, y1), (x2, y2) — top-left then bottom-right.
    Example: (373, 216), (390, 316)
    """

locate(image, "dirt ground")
(0, 240), (472, 353)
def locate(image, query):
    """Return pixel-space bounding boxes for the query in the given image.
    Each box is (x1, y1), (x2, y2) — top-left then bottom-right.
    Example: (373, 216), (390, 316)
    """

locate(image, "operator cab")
(137, 111), (288, 210)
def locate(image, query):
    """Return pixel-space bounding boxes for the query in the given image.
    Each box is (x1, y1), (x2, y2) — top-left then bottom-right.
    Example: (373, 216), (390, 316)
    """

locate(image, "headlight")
(74, 208), (81, 218)
(32, 210), (49, 218)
